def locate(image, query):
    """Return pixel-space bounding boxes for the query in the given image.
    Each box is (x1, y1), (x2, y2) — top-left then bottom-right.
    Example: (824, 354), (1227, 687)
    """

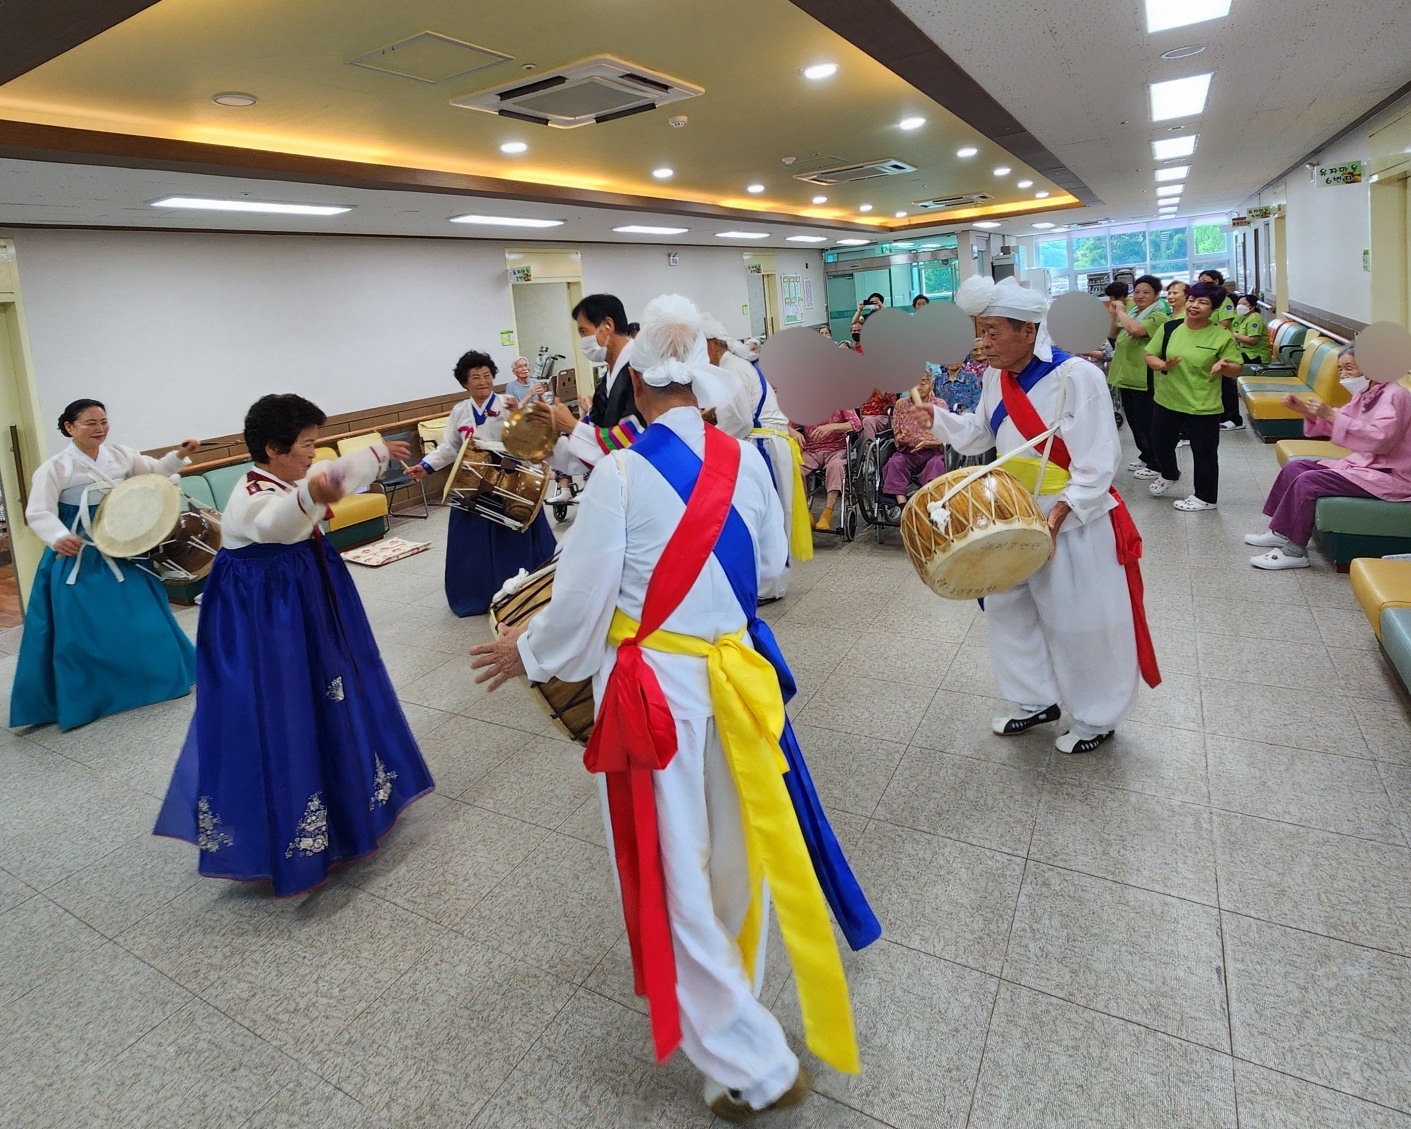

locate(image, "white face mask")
(1236, 304), (1250, 315)
(579, 334), (607, 363)
(1340, 376), (1369, 395)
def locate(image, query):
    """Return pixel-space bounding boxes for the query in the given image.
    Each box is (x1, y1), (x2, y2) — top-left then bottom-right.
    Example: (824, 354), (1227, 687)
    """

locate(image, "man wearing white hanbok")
(910, 276), (1160, 754)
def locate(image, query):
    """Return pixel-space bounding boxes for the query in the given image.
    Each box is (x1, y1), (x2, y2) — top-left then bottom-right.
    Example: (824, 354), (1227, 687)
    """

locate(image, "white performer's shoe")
(992, 704), (1061, 736)
(1055, 729), (1114, 755)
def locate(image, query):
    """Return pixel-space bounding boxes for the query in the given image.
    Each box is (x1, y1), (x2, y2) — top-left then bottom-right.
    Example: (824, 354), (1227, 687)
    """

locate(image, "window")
(1193, 223), (1227, 257)
(1148, 226), (1188, 267)
(1110, 231), (1147, 267)
(1071, 236), (1109, 270)
(1037, 239), (1068, 271)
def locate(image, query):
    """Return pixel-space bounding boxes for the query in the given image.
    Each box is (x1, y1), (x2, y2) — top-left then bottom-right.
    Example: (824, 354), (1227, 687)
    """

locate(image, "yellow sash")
(751, 428), (814, 562)
(608, 609), (859, 1074)
(1004, 455), (1071, 496)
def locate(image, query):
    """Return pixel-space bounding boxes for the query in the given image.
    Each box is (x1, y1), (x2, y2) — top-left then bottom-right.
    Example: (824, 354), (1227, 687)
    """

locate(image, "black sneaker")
(991, 704), (1061, 736)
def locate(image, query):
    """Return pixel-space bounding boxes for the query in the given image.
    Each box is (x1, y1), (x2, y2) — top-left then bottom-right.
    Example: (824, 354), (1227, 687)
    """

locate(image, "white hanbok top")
(222, 445), (389, 549)
(518, 408), (787, 719)
(27, 442), (187, 547)
(715, 353), (789, 440)
(927, 355), (1119, 527)
(421, 394), (505, 473)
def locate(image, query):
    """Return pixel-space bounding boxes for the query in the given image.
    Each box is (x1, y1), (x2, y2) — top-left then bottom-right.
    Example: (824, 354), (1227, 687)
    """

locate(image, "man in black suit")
(545, 293), (645, 473)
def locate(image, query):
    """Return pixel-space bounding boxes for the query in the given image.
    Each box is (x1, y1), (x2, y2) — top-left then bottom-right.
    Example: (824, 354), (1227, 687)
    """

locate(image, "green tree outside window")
(1072, 236), (1109, 270)
(1037, 239), (1068, 270)
(1193, 224), (1227, 256)
(1110, 232), (1147, 267)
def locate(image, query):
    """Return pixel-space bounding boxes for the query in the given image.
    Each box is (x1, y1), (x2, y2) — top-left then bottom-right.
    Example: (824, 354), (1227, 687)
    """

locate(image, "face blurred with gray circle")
(1354, 322), (1411, 384)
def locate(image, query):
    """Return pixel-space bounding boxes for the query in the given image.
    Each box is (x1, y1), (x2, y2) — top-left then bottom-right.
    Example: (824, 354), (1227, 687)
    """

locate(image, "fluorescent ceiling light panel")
(1155, 165), (1190, 181)
(1035, 191), (1050, 199)
(1016, 179), (1033, 188)
(956, 146), (978, 158)
(499, 141), (528, 154)
(451, 214), (563, 227)
(859, 204), (873, 212)
(652, 167), (674, 179)
(1156, 184), (1185, 197)
(1153, 135), (1198, 160)
(1149, 73), (1212, 121)
(811, 195), (828, 204)
(786, 235), (827, 243)
(746, 183), (765, 193)
(716, 231), (770, 239)
(973, 221), (1002, 228)
(1145, 0), (1230, 34)
(836, 238), (869, 245)
(802, 63), (838, 80)
(993, 166), (1012, 176)
(899, 116), (926, 130)
(149, 196), (350, 216)
(895, 211), (908, 218)
(1032, 222), (1056, 230)
(613, 225), (688, 235)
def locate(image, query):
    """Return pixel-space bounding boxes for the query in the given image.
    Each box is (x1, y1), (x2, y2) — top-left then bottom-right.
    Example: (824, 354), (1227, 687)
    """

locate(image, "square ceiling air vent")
(351, 33), (512, 84)
(451, 55), (703, 128)
(794, 159), (917, 186)
(913, 193), (994, 210)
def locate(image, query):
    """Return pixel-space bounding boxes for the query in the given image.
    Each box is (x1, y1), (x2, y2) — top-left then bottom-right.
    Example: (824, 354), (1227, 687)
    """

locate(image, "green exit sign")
(877, 243), (892, 254)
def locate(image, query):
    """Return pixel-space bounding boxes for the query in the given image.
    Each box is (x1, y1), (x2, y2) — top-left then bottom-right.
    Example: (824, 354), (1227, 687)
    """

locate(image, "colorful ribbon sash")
(749, 426), (814, 562)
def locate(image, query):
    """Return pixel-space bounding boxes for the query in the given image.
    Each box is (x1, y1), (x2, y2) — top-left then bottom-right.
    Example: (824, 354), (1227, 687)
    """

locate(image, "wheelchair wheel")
(552, 504), (569, 522)
(844, 509), (858, 542)
(1114, 410), (1125, 429)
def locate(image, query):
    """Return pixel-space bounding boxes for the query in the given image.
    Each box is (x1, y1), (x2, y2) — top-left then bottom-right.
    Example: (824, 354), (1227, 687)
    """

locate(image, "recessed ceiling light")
(211, 92), (257, 107)
(1145, 0), (1229, 34)
(812, 195), (828, 204)
(836, 239), (870, 246)
(974, 221), (1002, 229)
(150, 196), (349, 216)
(895, 211), (908, 218)
(893, 241), (916, 248)
(716, 230), (770, 239)
(746, 183), (765, 194)
(1160, 44), (1207, 60)
(1035, 191), (1051, 199)
(993, 166), (1012, 177)
(613, 225), (689, 235)
(956, 146), (979, 158)
(1032, 222), (1056, 230)
(1149, 73), (1212, 122)
(450, 214), (564, 228)
(499, 141), (528, 155)
(1153, 135), (1198, 160)
(651, 167), (674, 179)
(899, 116), (926, 130)
(1156, 184), (1185, 196)
(786, 235), (828, 243)
(1016, 179), (1034, 189)
(802, 63), (838, 80)
(918, 243), (938, 249)
(1155, 165), (1190, 181)
(859, 203), (873, 212)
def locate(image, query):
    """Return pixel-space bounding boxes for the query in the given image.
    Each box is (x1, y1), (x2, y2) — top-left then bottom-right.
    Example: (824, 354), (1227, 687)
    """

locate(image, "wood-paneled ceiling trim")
(0, 0), (162, 86)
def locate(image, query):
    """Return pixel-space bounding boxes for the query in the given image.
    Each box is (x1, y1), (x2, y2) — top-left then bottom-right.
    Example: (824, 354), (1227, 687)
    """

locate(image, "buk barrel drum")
(900, 465), (1051, 600)
(89, 474), (184, 560)
(444, 437), (551, 533)
(488, 559), (595, 745)
(149, 507), (223, 585)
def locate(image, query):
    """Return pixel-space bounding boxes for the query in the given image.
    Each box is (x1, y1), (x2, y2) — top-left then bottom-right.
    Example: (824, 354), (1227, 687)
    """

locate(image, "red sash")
(999, 372), (1162, 688)
(581, 424), (742, 1062)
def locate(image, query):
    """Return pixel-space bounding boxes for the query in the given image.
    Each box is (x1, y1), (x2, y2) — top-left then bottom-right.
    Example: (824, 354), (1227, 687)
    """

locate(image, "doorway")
(510, 280), (582, 404)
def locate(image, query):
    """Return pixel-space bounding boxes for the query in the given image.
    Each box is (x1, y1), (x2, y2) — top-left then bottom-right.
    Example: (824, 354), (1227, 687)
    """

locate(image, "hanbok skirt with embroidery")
(154, 538), (434, 896)
(10, 501), (196, 731)
(444, 504), (557, 617)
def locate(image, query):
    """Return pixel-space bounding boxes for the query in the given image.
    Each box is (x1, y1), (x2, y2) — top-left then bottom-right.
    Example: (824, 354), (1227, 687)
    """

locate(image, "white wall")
(6, 228), (812, 451)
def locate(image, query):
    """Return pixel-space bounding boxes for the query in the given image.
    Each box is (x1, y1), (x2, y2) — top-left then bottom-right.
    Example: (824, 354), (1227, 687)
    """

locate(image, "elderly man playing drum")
(470, 293), (877, 1121)
(905, 276), (1160, 754)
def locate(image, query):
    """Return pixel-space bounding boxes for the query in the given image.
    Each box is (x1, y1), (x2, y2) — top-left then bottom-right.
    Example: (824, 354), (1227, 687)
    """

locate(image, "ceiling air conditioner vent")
(913, 193), (993, 210)
(794, 159), (917, 186)
(451, 55), (703, 128)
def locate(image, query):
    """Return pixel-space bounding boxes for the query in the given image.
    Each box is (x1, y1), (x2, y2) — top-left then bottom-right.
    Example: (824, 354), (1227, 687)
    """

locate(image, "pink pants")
(802, 448), (848, 494)
(860, 415), (890, 441)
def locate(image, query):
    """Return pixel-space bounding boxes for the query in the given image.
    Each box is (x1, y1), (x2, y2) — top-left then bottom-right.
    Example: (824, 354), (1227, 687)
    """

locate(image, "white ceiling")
(895, 0), (1411, 223)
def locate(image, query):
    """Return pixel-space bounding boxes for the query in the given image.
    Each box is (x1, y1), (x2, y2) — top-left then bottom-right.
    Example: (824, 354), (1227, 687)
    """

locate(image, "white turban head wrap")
(956, 275), (1055, 362)
(631, 294), (735, 411)
(699, 313), (730, 342)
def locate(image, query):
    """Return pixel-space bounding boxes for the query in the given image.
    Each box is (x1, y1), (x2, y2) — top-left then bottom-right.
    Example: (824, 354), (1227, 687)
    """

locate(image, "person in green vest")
(1196, 270), (1243, 430)
(1232, 294), (1271, 364)
(1144, 281), (1244, 511)
(1199, 270), (1237, 327)
(1106, 274), (1167, 479)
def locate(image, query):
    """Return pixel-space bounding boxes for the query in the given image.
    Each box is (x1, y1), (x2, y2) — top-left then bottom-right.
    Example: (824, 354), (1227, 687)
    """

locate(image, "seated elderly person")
(797, 408), (861, 531)
(883, 373), (947, 512)
(1245, 344), (1411, 570)
(859, 387), (898, 441)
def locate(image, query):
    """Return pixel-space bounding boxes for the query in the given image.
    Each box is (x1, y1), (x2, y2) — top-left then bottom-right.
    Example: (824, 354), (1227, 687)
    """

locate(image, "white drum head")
(90, 474), (182, 558)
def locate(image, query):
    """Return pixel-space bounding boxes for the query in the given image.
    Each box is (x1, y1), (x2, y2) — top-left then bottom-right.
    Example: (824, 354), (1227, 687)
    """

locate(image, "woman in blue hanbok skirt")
(10, 399), (198, 731)
(408, 350), (557, 616)
(154, 394), (433, 896)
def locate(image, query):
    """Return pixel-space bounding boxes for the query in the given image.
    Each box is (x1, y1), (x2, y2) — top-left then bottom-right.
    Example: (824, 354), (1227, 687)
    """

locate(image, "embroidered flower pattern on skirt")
(196, 796), (233, 852)
(285, 793), (329, 858)
(326, 675), (345, 702)
(370, 754), (397, 810)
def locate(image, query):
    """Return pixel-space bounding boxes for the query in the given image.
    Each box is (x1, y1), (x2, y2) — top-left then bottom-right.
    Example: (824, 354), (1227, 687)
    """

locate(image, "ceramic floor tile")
(467, 733), (596, 829)
(909, 689), (1055, 769)
(1193, 598), (1321, 643)
(1356, 696), (1411, 764)
(1201, 678), (1368, 757)
(416, 713), (533, 799)
(1004, 863), (1229, 1050)
(460, 675), (566, 736)
(938, 642), (1005, 699)
(848, 819), (1022, 974)
(397, 654), (487, 715)
(793, 670), (935, 744)
(1331, 645), (1411, 703)
(244, 1071), (392, 1129)
(0, 894), (107, 1003)
(0, 867), (35, 916)
(1234, 1060), (1411, 1128)
(787, 722), (907, 819)
(968, 983), (1236, 1129)
(873, 747), (1043, 856)
(1197, 631), (1337, 691)
(1205, 735), (1405, 844)
(768, 623), (866, 673)
(1225, 912), (1411, 1112)
(1047, 718), (1209, 804)
(1213, 810), (1411, 956)
(1314, 604), (1385, 649)
(1127, 671), (1205, 732)
(44, 828), (203, 937)
(840, 631), (959, 684)
(1030, 781), (1218, 904)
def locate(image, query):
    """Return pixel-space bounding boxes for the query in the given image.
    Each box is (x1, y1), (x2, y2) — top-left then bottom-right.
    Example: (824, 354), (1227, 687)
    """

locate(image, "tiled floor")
(4, 428), (1411, 1128)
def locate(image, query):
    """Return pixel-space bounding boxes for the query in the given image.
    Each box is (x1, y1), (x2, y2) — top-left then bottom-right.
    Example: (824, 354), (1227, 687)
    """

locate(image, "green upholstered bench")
(1246, 343), (1347, 443)
(1316, 498), (1411, 570)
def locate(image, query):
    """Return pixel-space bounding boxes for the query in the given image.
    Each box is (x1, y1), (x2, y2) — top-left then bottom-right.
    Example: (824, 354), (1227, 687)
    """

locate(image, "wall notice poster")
(803, 278), (814, 310)
(781, 274), (804, 325)
(1317, 161), (1364, 185)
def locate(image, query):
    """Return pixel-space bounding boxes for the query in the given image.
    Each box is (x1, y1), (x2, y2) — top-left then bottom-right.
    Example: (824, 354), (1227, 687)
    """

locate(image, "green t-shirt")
(1108, 302), (1168, 391)
(1213, 296), (1236, 327)
(1147, 321), (1242, 415)
(1234, 310), (1270, 363)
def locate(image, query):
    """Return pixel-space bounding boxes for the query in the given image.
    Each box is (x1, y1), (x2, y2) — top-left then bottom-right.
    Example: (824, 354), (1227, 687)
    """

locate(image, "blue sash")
(631, 423), (881, 951)
(750, 371), (776, 480)
(988, 349), (1072, 434)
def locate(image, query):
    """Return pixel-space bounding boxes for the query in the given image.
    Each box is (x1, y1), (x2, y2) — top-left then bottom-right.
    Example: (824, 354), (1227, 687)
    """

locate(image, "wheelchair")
(803, 430), (864, 542)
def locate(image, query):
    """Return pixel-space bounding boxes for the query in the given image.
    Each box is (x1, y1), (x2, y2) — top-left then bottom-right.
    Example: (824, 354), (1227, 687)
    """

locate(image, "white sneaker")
(1148, 477), (1171, 497)
(1126, 460), (1145, 471)
(1250, 548), (1309, 570)
(1244, 531), (1285, 547)
(1173, 495), (1217, 511)
(1132, 467), (1160, 480)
